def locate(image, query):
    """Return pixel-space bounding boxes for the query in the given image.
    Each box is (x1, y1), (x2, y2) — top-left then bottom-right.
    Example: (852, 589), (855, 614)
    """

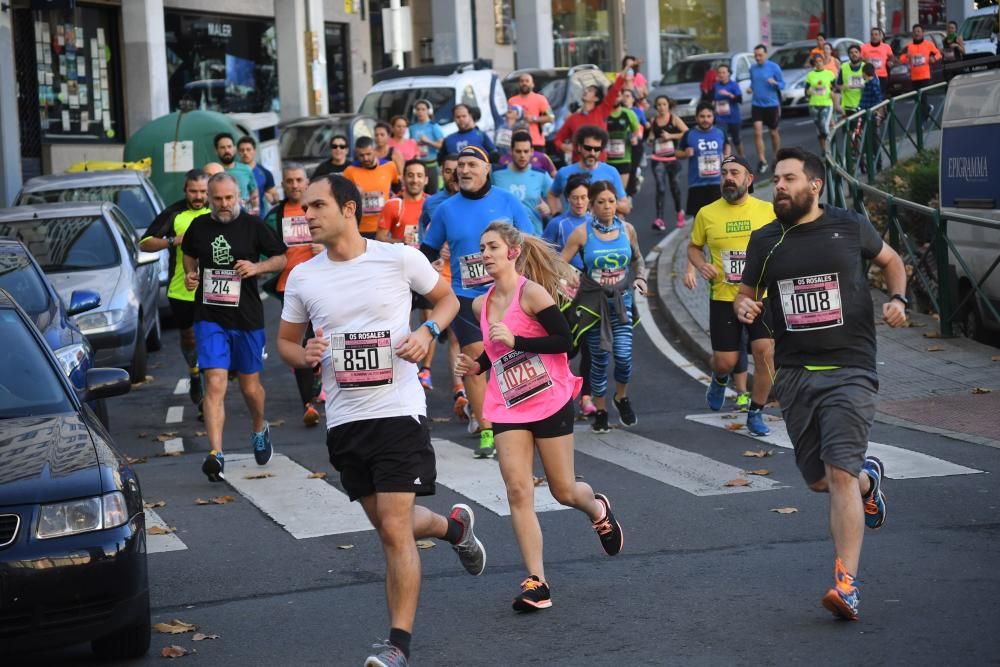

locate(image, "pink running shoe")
(676, 212), (686, 228)
(651, 217), (666, 231)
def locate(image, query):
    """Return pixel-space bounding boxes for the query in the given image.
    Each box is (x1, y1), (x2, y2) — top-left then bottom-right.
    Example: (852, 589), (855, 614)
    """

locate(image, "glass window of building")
(495, 0), (514, 45)
(658, 0), (726, 73)
(769, 0), (827, 45)
(552, 0), (612, 70)
(164, 12), (279, 114)
(326, 23), (352, 113)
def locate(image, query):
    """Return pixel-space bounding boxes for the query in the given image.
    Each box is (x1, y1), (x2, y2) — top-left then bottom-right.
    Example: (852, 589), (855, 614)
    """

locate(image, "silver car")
(0, 202), (161, 383)
(649, 52), (755, 123)
(770, 38), (864, 111)
(15, 170), (171, 318)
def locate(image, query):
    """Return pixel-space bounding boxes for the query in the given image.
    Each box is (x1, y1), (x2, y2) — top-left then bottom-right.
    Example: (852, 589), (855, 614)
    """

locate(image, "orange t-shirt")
(343, 162), (400, 233)
(860, 42), (894, 77)
(900, 40), (941, 81)
(274, 202), (318, 292)
(378, 194), (426, 246)
(508, 92), (552, 147)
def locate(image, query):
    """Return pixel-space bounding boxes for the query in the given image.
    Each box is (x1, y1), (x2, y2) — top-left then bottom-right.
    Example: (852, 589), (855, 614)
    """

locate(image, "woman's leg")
(666, 160), (684, 217)
(496, 429), (547, 580)
(586, 327), (610, 411)
(536, 434), (603, 520)
(651, 160), (668, 220)
(611, 305), (635, 400)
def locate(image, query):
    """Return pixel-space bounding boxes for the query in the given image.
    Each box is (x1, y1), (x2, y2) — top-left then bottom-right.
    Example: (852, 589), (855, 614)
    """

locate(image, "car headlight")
(36, 491), (129, 539)
(74, 309), (126, 333)
(54, 342), (90, 378)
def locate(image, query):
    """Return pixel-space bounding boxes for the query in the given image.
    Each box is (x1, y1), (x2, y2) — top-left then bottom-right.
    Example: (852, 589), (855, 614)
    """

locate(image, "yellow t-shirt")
(690, 195), (775, 302)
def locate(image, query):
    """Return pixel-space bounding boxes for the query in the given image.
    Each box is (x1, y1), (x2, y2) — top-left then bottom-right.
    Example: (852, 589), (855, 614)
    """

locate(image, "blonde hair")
(482, 221), (571, 302)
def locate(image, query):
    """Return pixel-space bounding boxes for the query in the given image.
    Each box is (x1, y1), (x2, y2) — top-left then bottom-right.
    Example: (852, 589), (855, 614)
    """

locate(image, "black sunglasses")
(579, 144), (603, 153)
(331, 143), (348, 149)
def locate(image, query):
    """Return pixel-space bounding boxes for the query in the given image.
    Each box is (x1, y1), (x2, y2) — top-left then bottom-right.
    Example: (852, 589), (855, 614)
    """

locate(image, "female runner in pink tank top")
(454, 221), (624, 613)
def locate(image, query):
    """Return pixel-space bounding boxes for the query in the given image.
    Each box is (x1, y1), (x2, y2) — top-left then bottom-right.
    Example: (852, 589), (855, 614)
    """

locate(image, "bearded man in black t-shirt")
(735, 147), (908, 622)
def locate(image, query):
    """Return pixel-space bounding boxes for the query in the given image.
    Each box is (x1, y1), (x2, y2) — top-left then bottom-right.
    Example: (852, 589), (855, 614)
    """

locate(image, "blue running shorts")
(193, 320), (266, 375)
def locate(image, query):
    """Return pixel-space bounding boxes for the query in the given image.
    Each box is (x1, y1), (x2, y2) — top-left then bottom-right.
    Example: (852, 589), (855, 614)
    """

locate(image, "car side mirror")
(84, 368), (132, 402)
(67, 290), (101, 316)
(137, 251), (161, 266)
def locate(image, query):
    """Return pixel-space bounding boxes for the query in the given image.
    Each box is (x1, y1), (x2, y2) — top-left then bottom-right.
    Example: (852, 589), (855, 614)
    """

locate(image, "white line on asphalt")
(575, 429), (785, 496)
(794, 120), (814, 126)
(174, 378), (190, 395)
(432, 438), (568, 516)
(685, 413), (983, 479)
(223, 454), (372, 538)
(145, 508), (188, 553)
(163, 437), (184, 455)
(261, 291), (269, 301)
(166, 406), (184, 423)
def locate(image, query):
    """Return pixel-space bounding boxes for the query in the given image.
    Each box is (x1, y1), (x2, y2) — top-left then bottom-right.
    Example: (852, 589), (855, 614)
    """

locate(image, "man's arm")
(395, 274), (459, 363)
(596, 73), (626, 120)
(871, 242), (908, 326)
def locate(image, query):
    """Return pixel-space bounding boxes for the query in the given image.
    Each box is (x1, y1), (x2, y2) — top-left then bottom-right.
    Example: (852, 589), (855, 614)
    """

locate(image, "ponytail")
(483, 221), (573, 302)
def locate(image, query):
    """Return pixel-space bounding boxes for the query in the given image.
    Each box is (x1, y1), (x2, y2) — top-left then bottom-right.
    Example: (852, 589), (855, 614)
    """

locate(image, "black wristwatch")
(167, 236), (176, 248)
(891, 293), (908, 308)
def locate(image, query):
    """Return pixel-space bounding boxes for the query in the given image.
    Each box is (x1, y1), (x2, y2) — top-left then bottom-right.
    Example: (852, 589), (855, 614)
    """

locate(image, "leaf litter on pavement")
(307, 471), (328, 479)
(743, 449), (775, 458)
(416, 540), (435, 549)
(244, 472), (275, 480)
(770, 507), (799, 514)
(153, 619), (197, 634)
(161, 645), (191, 658)
(195, 496), (235, 505)
(148, 526), (176, 535)
(746, 469), (770, 476)
(192, 633), (220, 641)
(971, 387), (992, 394)
(725, 423), (744, 431)
(724, 479), (750, 487)
(144, 500), (166, 509)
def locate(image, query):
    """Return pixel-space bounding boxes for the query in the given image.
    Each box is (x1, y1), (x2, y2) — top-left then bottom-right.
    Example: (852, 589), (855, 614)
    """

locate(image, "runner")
(647, 95), (688, 230)
(560, 180), (647, 433)
(202, 162), (224, 178)
(899, 24), (942, 92)
(837, 45), (867, 117)
(409, 100), (445, 194)
(421, 145), (535, 458)
(942, 20), (966, 68)
(713, 64), (745, 158)
(554, 65), (628, 164)
(507, 72), (554, 151)
(180, 173), (287, 481)
(819, 43), (840, 77)
(685, 155), (776, 435)
(139, 169), (211, 418)
(805, 53), (839, 152)
(620, 89), (646, 198)
(497, 140), (557, 178)
(442, 104), (498, 159)
(736, 147), (905, 620)
(263, 164), (325, 426)
(491, 130), (554, 235)
(809, 33), (827, 63)
(312, 134), (351, 177)
(388, 116), (420, 161)
(213, 132), (259, 213)
(374, 121), (406, 176)
(548, 125), (631, 217)
(860, 27), (895, 95)
(749, 44), (785, 175)
(494, 105), (526, 157)
(377, 160), (427, 246)
(343, 136), (400, 239)
(454, 221), (623, 612)
(605, 89), (641, 192)
(277, 173), (485, 667)
(676, 103), (731, 220)
(238, 135), (278, 214)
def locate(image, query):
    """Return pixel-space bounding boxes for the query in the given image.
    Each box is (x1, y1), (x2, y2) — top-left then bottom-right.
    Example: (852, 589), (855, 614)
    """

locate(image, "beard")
(774, 189), (815, 224)
(519, 85), (530, 94)
(211, 202), (241, 223)
(219, 153), (235, 165)
(721, 182), (748, 203)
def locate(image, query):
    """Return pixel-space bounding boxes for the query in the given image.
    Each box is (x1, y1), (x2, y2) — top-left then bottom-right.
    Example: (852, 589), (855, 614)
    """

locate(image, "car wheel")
(91, 590), (151, 659)
(129, 325), (148, 384)
(958, 294), (986, 343)
(146, 309), (162, 352)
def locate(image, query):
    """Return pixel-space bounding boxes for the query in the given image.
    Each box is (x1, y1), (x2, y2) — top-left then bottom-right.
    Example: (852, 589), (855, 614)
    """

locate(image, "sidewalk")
(652, 220), (1000, 449)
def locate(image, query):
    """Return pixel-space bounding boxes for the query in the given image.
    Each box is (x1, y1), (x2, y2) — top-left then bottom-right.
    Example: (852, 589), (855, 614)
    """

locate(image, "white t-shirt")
(281, 241), (440, 428)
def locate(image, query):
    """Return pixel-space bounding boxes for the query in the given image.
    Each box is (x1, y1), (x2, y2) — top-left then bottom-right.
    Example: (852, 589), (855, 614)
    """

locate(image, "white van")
(939, 68), (1000, 341)
(959, 4), (998, 59)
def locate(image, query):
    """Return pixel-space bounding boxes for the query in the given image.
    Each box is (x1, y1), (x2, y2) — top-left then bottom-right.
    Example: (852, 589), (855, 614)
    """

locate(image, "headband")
(459, 145), (490, 163)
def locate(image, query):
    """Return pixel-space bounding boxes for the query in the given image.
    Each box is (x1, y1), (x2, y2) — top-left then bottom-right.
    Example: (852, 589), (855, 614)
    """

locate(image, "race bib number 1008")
(329, 331), (394, 389)
(778, 273), (844, 331)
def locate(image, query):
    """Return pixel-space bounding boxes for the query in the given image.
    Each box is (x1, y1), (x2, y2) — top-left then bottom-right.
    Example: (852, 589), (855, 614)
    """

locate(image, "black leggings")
(579, 343), (592, 397)
(651, 159), (682, 219)
(626, 141), (645, 197)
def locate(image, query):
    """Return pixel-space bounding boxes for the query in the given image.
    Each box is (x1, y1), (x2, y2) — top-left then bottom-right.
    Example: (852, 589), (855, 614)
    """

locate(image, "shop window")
(326, 23), (352, 113)
(552, 0), (612, 70)
(769, 0), (826, 45)
(659, 0), (726, 72)
(494, 0), (514, 45)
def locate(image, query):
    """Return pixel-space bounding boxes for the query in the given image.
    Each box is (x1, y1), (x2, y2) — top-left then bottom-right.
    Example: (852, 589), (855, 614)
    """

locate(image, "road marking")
(223, 453), (372, 538)
(685, 413), (983, 479)
(163, 437), (184, 454)
(794, 119), (814, 126)
(433, 438), (568, 516)
(575, 429), (784, 496)
(145, 508), (188, 553)
(166, 406), (184, 423)
(174, 378), (190, 395)
(261, 291), (269, 301)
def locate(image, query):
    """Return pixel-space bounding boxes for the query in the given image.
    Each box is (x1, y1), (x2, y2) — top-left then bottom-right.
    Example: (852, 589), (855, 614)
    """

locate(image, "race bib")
(912, 55), (926, 67)
(607, 138), (626, 159)
(698, 153), (721, 178)
(778, 273), (844, 331)
(720, 249), (746, 284)
(871, 57), (883, 69)
(590, 267), (626, 287)
(813, 85), (828, 97)
(654, 138), (675, 157)
(362, 191), (385, 216)
(848, 75), (865, 89)
(459, 252), (493, 289)
(329, 331), (394, 389)
(492, 350), (553, 408)
(715, 100), (731, 116)
(281, 214), (311, 245)
(495, 128), (512, 149)
(202, 269), (241, 307)
(418, 143), (429, 158)
(403, 224), (419, 248)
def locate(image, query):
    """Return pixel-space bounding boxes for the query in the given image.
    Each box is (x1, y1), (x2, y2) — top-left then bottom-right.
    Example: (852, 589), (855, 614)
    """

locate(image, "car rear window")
(771, 47), (813, 70)
(359, 87), (456, 125)
(962, 16), (996, 41)
(18, 185), (156, 231)
(661, 59), (727, 85)
(0, 216), (119, 272)
(280, 123), (352, 159)
(0, 248), (50, 316)
(0, 310), (72, 418)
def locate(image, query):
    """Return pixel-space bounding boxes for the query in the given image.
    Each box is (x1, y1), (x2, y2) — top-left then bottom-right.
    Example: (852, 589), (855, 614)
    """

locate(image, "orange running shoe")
(302, 403), (320, 427)
(821, 558), (860, 620)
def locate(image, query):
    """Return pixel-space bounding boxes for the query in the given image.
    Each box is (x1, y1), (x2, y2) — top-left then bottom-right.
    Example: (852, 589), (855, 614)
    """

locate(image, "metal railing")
(824, 75), (1000, 338)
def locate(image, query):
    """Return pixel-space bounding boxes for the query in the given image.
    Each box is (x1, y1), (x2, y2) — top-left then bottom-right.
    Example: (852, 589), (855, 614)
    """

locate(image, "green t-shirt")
(225, 162), (258, 202)
(606, 107), (640, 165)
(838, 61), (866, 110)
(805, 69), (837, 107)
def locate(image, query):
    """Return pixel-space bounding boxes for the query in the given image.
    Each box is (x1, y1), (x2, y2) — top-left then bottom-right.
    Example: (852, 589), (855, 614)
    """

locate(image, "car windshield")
(18, 185), (156, 231)
(0, 249), (50, 316)
(0, 216), (118, 272)
(661, 59), (726, 85)
(771, 47), (813, 70)
(538, 78), (567, 107)
(0, 310), (72, 418)
(280, 123), (352, 160)
(359, 87), (455, 125)
(961, 16), (995, 40)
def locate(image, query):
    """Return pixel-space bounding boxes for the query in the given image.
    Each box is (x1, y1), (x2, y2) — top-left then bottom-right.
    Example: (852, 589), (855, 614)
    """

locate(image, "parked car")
(649, 52), (755, 123)
(773, 38), (864, 111)
(15, 170), (171, 320)
(887, 31), (946, 95)
(0, 288), (148, 660)
(279, 113), (378, 176)
(358, 59), (508, 138)
(0, 202), (161, 383)
(960, 4), (999, 60)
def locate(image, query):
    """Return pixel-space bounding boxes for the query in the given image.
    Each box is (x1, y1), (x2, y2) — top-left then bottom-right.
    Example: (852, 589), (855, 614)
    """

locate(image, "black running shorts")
(709, 299), (771, 351)
(451, 296), (484, 348)
(751, 105), (781, 130)
(492, 400), (575, 439)
(326, 415), (436, 500)
(169, 297), (196, 330)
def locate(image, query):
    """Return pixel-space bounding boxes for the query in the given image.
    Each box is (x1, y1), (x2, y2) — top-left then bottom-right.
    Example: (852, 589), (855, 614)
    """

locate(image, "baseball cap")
(721, 155), (755, 193)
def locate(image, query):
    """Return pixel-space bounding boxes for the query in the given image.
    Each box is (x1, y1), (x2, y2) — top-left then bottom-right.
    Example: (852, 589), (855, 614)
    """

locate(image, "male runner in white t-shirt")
(276, 174), (486, 667)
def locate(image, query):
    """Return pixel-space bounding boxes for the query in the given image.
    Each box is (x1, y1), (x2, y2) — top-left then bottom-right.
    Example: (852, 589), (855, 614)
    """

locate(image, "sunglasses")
(331, 144), (348, 149)
(579, 145), (603, 153)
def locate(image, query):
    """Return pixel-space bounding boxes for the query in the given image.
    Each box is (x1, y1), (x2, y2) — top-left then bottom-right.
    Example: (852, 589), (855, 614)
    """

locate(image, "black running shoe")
(188, 373), (204, 406)
(613, 395), (637, 427)
(592, 409), (610, 434)
(202, 450), (225, 482)
(512, 575), (552, 612)
(593, 493), (624, 556)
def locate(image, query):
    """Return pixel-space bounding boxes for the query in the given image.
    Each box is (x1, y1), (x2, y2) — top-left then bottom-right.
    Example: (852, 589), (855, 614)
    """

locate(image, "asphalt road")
(20, 116), (1000, 666)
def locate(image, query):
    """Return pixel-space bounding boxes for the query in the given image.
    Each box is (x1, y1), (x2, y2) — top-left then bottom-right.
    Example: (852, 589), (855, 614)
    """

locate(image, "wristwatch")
(422, 320), (441, 337)
(891, 293), (909, 307)
(167, 236), (176, 248)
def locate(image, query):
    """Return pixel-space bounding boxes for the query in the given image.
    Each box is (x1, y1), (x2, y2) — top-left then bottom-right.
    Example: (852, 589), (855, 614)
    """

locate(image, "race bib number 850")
(778, 273), (844, 331)
(329, 331), (394, 389)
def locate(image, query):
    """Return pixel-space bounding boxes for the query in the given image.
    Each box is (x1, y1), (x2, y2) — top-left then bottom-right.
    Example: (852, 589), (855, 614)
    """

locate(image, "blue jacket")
(749, 60), (785, 108)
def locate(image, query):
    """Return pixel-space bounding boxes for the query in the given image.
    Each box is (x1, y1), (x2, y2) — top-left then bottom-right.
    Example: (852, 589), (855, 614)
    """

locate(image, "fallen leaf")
(337, 544), (355, 550)
(416, 540), (436, 549)
(742, 449), (775, 458)
(211, 495), (235, 504)
(161, 645), (188, 658)
(131, 375), (154, 387)
(307, 472), (328, 479)
(926, 345), (944, 352)
(194, 498), (210, 505)
(191, 633), (219, 641)
(148, 526), (176, 535)
(269, 419), (285, 427)
(770, 507), (799, 514)
(725, 423), (744, 431)
(195, 431), (207, 437)
(156, 451), (182, 457)
(156, 432), (179, 442)
(724, 478), (750, 487)
(244, 472), (274, 480)
(765, 415), (783, 422)
(144, 500), (166, 509)
(972, 387), (993, 394)
(127, 456), (147, 465)
(721, 414), (738, 420)
(153, 619), (197, 634)
(430, 417), (451, 423)
(923, 331), (940, 338)
(746, 469), (771, 476)
(992, 355), (1000, 362)
(533, 475), (547, 486)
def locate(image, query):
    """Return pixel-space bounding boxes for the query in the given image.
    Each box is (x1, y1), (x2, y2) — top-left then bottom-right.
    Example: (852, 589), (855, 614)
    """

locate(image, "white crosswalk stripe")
(165, 406), (184, 423)
(173, 378), (190, 395)
(685, 413), (983, 479)
(145, 508), (187, 554)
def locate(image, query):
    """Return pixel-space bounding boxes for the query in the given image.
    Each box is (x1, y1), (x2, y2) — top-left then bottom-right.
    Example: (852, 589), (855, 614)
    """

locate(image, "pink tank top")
(481, 276), (582, 423)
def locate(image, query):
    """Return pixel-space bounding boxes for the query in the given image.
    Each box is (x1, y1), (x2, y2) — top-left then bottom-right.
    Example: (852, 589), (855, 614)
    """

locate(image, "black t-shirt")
(312, 160), (349, 177)
(180, 210), (287, 330)
(143, 199), (188, 288)
(741, 206), (884, 370)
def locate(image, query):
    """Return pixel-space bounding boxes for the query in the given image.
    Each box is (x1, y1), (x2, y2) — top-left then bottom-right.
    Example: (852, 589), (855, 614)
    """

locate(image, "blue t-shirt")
(442, 128), (497, 157)
(491, 166), (554, 235)
(418, 189), (453, 235)
(252, 164), (276, 216)
(410, 121), (445, 162)
(424, 187), (535, 298)
(542, 211), (591, 269)
(712, 81), (743, 124)
(749, 60), (785, 108)
(678, 126), (728, 188)
(550, 162), (626, 206)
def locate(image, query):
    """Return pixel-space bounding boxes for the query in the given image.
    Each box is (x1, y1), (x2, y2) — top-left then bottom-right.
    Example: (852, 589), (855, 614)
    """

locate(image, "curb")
(652, 226), (714, 367)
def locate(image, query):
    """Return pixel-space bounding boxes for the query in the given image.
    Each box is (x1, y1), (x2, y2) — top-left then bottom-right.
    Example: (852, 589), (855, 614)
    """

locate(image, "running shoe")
(746, 408), (771, 436)
(757, 160), (769, 175)
(613, 395), (637, 427)
(652, 217), (667, 231)
(252, 423), (273, 465)
(467, 407), (480, 435)
(475, 429), (495, 458)
(197, 399), (204, 423)
(364, 640), (408, 667)
(417, 367), (433, 390)
(862, 456), (887, 530)
(676, 211), (686, 228)
(735, 391), (751, 412)
(821, 559), (860, 620)
(302, 403), (320, 427)
(705, 374), (728, 411)
(201, 450), (225, 483)
(449, 503), (486, 576)
(593, 493), (624, 556)
(188, 373), (204, 406)
(580, 394), (597, 416)
(592, 410), (610, 434)
(453, 389), (469, 421)
(512, 575), (552, 612)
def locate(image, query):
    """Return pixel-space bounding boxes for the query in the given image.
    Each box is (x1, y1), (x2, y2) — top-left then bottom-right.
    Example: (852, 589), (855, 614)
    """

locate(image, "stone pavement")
(652, 215), (1000, 449)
